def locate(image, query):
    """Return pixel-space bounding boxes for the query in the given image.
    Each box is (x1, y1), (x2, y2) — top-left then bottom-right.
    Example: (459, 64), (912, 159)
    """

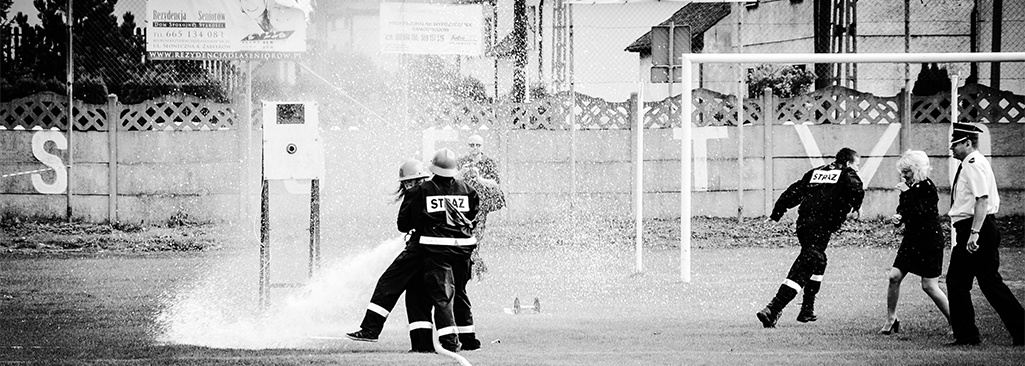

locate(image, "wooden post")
(762, 88), (774, 216)
(631, 91), (644, 273)
(900, 81), (912, 151)
(106, 94), (118, 223)
(244, 61), (254, 237)
(679, 58), (692, 283)
(259, 176), (269, 310)
(734, 0), (745, 222)
(65, 0), (74, 221)
(309, 179), (321, 277)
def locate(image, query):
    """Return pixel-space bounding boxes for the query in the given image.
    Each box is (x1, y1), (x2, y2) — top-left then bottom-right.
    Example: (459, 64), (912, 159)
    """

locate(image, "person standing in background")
(458, 135), (505, 279)
(458, 134), (500, 184)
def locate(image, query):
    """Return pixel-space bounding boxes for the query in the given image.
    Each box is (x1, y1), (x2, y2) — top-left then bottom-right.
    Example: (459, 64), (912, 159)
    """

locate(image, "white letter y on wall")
(793, 123), (901, 189)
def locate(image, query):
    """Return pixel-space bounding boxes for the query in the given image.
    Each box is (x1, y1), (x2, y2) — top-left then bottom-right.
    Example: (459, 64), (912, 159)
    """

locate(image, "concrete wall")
(3, 115), (1024, 226)
(0, 129), (244, 224)
(413, 122), (1025, 222)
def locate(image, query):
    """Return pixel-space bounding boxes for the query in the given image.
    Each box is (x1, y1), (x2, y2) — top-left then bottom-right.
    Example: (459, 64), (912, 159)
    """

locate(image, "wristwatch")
(970, 229), (981, 234)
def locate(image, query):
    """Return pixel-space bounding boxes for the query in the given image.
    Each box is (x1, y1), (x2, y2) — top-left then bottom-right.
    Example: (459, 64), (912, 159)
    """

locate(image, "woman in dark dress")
(880, 150), (950, 334)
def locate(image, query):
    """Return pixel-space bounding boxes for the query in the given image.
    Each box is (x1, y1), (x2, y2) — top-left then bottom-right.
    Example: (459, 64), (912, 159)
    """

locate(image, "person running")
(945, 122), (1024, 346)
(879, 150), (950, 335)
(757, 147), (865, 328)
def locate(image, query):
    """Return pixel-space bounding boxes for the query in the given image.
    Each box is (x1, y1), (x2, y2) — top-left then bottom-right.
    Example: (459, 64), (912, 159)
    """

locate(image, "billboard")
(380, 2), (484, 56)
(146, 0), (311, 60)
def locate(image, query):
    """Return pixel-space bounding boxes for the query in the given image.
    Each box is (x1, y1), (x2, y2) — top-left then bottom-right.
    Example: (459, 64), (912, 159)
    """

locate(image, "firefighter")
(398, 148), (480, 352)
(346, 159), (434, 346)
(757, 147), (865, 328)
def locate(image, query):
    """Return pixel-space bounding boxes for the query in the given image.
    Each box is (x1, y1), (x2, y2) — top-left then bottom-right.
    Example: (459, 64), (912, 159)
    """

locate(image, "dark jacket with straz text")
(770, 163), (865, 232)
(398, 176), (480, 256)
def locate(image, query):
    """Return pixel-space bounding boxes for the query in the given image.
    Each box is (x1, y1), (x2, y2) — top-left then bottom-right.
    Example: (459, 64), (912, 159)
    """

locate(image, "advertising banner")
(380, 2), (484, 56)
(146, 0), (310, 60)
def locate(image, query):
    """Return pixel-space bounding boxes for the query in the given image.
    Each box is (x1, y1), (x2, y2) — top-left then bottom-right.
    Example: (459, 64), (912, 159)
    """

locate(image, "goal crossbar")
(683, 51), (1025, 64)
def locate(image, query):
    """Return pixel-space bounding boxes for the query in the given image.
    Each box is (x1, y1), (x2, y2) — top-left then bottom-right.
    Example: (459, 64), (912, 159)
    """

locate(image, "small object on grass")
(511, 297), (541, 314)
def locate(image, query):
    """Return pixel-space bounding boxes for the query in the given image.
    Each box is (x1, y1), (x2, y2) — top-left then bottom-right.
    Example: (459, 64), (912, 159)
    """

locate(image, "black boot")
(408, 328), (435, 353)
(459, 333), (482, 351)
(757, 284), (798, 328)
(438, 333), (461, 353)
(797, 280), (820, 323)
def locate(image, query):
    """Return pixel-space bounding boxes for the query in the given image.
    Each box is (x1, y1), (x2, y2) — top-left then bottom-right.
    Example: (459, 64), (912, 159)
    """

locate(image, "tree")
(511, 0), (526, 102)
(1, 0), (13, 21)
(2, 0), (226, 103)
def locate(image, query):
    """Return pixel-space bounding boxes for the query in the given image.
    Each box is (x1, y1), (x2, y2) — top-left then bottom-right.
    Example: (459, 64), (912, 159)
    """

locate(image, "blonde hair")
(895, 150), (931, 183)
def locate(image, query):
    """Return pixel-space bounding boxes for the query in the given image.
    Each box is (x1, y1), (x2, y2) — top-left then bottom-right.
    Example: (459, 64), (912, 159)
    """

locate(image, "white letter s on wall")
(31, 131), (67, 194)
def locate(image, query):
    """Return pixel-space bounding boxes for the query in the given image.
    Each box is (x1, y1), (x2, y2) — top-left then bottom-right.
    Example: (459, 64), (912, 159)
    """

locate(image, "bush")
(1, 75), (109, 104)
(747, 64), (816, 99)
(73, 74), (110, 104)
(118, 62), (229, 104)
(3, 77), (66, 100)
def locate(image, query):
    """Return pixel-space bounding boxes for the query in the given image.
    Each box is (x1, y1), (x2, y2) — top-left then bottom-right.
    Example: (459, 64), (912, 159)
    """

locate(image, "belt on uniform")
(419, 236), (477, 246)
(952, 214), (996, 226)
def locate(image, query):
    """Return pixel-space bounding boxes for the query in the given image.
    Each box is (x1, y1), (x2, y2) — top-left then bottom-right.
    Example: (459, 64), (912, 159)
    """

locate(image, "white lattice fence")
(506, 98), (570, 130)
(119, 94), (237, 131)
(1, 92), (239, 132)
(776, 85), (901, 125)
(0, 92), (107, 131)
(959, 83), (1025, 123)
(574, 93), (632, 130)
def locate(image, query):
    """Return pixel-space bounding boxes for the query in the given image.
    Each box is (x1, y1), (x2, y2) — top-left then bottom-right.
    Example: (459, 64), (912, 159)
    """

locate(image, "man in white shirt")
(945, 122), (1023, 347)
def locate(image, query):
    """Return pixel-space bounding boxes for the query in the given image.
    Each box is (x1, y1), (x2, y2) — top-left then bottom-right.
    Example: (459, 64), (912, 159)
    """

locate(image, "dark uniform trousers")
(405, 255), (458, 351)
(948, 216), (1025, 344)
(405, 251), (478, 351)
(786, 226), (831, 287)
(357, 241), (478, 352)
(357, 243), (428, 336)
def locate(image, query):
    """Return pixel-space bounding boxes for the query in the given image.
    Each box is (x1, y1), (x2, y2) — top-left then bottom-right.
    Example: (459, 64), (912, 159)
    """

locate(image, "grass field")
(1, 216), (1023, 365)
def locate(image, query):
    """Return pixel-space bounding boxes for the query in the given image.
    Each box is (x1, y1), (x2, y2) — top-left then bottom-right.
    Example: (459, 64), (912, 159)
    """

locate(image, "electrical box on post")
(262, 101), (324, 180)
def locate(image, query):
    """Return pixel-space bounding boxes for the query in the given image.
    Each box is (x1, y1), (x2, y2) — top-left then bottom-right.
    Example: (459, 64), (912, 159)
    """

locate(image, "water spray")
(296, 62), (390, 125)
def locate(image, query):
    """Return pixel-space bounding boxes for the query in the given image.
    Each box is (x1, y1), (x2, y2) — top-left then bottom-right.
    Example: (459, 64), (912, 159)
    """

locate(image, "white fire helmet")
(429, 148), (460, 177)
(398, 159), (430, 182)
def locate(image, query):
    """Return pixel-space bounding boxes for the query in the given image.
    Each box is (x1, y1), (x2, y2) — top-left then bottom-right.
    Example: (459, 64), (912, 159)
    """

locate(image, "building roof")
(624, 2), (731, 53)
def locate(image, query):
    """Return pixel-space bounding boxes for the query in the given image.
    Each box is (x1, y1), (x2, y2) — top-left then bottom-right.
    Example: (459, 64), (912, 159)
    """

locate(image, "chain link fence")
(5, 1), (1024, 120)
(566, 0), (1025, 101)
(2, 0), (244, 107)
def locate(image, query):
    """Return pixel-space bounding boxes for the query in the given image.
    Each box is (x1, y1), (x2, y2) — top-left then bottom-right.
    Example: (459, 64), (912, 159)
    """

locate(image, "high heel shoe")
(879, 319), (901, 335)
